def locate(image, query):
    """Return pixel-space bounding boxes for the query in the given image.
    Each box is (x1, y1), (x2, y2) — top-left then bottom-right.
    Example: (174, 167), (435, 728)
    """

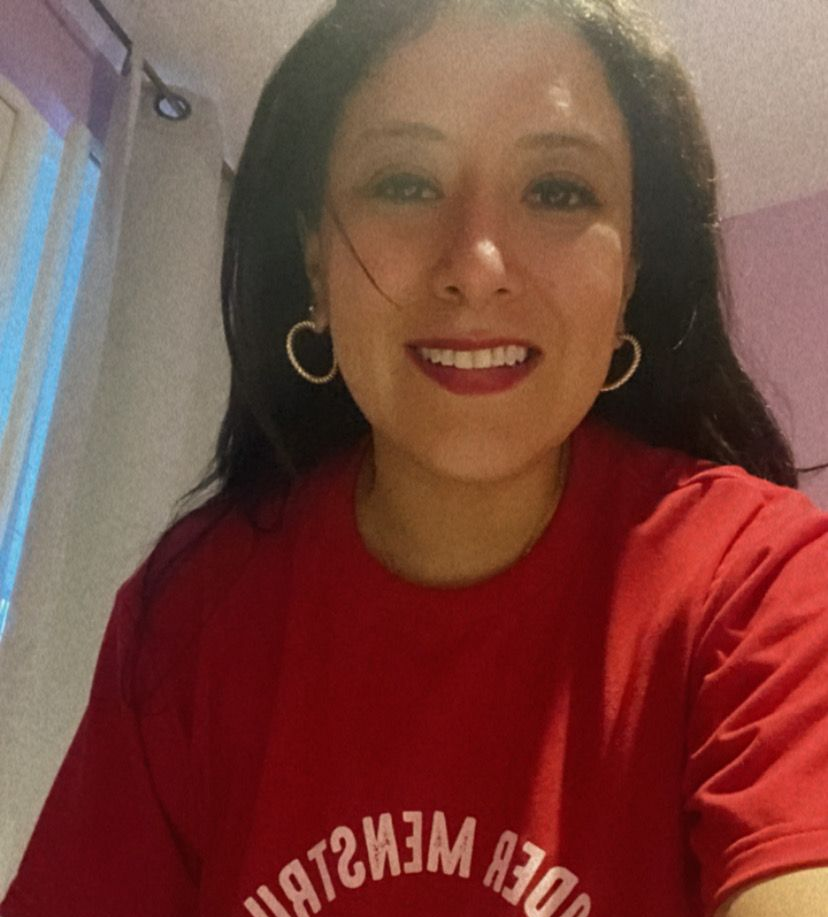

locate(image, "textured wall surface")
(724, 189), (828, 508)
(657, 0), (828, 217)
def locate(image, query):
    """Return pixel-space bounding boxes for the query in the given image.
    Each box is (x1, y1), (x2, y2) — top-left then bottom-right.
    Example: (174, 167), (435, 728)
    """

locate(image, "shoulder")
(589, 417), (825, 538)
(121, 436), (360, 610)
(581, 420), (828, 615)
(106, 488), (294, 711)
(600, 423), (828, 651)
(110, 445), (363, 705)
(117, 491), (284, 617)
(98, 500), (244, 710)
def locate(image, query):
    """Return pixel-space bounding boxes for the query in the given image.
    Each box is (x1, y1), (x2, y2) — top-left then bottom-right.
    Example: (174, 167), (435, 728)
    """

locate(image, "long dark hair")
(126, 0), (821, 701)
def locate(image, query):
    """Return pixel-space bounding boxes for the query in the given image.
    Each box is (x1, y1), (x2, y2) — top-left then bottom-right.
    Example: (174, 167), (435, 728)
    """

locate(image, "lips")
(405, 344), (540, 395)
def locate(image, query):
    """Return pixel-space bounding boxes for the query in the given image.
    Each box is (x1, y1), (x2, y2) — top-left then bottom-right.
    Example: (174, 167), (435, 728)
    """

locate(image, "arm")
(683, 490), (828, 915)
(715, 866), (828, 916)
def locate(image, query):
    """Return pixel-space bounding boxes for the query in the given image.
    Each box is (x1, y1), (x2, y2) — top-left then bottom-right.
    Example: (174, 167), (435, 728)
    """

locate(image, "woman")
(3, 0), (828, 915)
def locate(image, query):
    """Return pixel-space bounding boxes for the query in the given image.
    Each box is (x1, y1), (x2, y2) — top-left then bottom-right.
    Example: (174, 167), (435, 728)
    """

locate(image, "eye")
(370, 173), (441, 203)
(525, 178), (599, 211)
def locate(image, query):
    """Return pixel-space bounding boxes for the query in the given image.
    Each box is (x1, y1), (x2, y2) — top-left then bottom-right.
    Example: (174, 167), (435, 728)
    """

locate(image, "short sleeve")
(683, 491), (828, 915)
(0, 568), (202, 917)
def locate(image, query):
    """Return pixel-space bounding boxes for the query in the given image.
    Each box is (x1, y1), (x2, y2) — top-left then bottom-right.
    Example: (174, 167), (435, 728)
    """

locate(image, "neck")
(355, 437), (570, 588)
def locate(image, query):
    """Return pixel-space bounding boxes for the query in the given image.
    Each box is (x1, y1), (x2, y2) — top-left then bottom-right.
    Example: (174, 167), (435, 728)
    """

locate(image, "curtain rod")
(86, 0), (234, 177)
(87, 0), (188, 119)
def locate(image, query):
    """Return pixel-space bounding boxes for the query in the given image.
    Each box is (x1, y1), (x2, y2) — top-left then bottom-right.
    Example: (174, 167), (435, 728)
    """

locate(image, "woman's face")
(303, 10), (637, 482)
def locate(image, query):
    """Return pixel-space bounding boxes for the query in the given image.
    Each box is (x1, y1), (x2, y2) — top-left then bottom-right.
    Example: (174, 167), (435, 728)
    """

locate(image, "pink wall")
(0, 0), (117, 146)
(723, 188), (828, 508)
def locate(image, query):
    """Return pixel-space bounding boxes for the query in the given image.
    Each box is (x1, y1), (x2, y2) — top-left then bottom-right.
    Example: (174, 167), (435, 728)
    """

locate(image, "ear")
(297, 212), (329, 331)
(616, 253), (640, 342)
(622, 252), (640, 304)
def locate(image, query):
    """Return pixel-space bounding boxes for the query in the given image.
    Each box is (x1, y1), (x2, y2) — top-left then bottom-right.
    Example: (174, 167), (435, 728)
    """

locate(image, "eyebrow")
(355, 121), (616, 165)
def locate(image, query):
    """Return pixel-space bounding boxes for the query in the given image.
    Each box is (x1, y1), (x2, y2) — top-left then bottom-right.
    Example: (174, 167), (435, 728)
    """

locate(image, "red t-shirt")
(3, 417), (828, 917)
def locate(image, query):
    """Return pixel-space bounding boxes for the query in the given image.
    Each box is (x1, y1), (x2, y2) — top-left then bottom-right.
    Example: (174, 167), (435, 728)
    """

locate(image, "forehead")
(333, 11), (630, 155)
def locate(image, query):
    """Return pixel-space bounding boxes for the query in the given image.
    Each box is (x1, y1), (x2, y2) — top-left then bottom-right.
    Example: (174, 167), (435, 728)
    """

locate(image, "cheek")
(539, 222), (627, 335)
(323, 248), (405, 417)
(324, 215), (436, 307)
(319, 220), (429, 403)
(531, 223), (629, 404)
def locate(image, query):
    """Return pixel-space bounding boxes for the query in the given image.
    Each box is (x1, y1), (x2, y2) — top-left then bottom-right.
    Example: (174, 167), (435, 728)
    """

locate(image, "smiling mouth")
(406, 330), (542, 367)
(404, 344), (541, 396)
(407, 343), (540, 370)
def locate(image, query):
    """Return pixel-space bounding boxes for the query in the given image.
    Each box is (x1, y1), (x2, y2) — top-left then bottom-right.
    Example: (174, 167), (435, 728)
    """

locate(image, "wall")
(724, 188), (828, 508)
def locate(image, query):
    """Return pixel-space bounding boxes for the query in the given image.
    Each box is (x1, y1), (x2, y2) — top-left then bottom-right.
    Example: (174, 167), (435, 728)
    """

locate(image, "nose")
(430, 193), (522, 307)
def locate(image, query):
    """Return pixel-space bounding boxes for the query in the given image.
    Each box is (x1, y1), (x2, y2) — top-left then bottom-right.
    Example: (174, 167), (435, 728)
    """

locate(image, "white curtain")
(0, 94), (92, 555)
(0, 52), (231, 891)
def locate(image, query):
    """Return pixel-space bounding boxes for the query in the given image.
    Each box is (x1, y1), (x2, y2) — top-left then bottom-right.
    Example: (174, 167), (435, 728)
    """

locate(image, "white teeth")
(418, 345), (530, 369)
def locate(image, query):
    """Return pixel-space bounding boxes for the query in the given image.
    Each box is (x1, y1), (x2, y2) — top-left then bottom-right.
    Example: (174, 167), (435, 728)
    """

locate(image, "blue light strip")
(0, 130), (63, 443)
(0, 148), (100, 642)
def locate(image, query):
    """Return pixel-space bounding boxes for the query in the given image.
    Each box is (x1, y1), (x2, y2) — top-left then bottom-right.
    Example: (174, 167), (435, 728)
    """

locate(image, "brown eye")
(526, 179), (599, 210)
(371, 174), (441, 203)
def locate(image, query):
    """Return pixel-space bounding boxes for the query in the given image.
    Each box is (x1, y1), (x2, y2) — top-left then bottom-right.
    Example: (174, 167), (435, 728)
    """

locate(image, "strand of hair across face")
(326, 201), (405, 311)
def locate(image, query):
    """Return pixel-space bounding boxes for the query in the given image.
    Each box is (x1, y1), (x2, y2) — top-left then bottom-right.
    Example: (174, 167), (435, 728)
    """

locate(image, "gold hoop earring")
(600, 333), (642, 393)
(286, 318), (339, 385)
